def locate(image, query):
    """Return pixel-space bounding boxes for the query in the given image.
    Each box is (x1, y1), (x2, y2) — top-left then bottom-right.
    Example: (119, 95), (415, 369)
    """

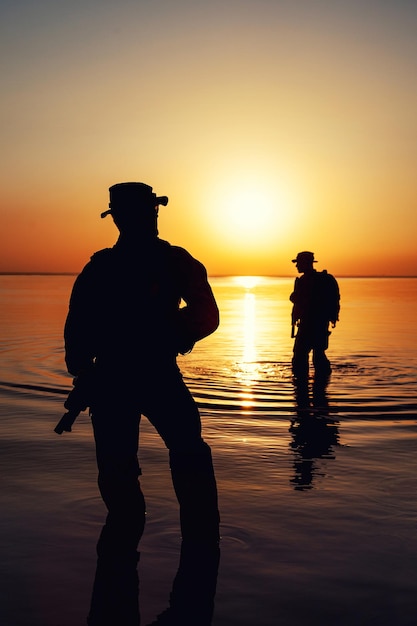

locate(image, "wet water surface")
(1, 275), (416, 625)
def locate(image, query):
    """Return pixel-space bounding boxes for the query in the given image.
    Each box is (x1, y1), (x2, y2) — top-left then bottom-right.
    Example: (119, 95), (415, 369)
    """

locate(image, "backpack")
(316, 270), (340, 323)
(291, 270), (340, 326)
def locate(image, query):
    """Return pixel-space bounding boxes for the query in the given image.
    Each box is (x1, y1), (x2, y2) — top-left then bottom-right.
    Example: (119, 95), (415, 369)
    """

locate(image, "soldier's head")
(292, 251), (316, 274)
(101, 182), (168, 237)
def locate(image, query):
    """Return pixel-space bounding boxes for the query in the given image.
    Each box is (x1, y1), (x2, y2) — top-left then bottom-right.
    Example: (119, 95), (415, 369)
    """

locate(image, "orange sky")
(1, 1), (416, 276)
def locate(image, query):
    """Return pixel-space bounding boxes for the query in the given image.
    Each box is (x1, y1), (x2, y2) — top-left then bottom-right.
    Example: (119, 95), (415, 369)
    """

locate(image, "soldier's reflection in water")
(147, 541), (220, 626)
(87, 523), (220, 626)
(289, 376), (340, 490)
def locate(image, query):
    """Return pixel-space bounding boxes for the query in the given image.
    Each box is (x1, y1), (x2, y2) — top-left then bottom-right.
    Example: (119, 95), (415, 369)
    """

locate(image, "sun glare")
(203, 172), (301, 255)
(233, 276), (261, 289)
(222, 188), (277, 238)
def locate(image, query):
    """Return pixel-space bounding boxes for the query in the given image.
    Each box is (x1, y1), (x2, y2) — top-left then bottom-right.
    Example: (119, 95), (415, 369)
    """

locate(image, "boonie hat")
(292, 251), (317, 263)
(101, 182), (168, 218)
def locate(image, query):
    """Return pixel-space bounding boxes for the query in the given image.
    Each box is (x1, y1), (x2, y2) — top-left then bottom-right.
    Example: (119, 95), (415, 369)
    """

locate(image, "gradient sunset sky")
(1, 0), (416, 276)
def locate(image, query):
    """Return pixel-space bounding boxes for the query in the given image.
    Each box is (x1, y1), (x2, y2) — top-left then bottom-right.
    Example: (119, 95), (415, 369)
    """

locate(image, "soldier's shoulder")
(90, 247), (114, 262)
(164, 242), (197, 262)
(154, 239), (185, 261)
(80, 248), (115, 275)
(165, 243), (207, 277)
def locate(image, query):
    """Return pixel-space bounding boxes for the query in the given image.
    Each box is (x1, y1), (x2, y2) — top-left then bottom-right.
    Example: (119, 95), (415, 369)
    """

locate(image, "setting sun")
(197, 167), (304, 258)
(216, 185), (284, 241)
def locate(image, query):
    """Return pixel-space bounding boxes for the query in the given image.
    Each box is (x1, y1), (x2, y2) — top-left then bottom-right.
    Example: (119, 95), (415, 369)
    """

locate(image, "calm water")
(1, 274), (417, 626)
(1, 274), (416, 416)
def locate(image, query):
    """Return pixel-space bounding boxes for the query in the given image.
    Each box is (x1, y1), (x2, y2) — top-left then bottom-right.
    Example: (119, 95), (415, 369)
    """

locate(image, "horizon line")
(0, 272), (416, 279)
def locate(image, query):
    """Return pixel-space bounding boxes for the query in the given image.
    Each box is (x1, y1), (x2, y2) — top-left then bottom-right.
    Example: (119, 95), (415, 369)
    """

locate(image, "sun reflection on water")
(237, 280), (260, 408)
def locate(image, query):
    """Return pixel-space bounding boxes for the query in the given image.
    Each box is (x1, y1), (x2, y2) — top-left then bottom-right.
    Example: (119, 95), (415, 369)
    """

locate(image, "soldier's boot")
(97, 472), (146, 556)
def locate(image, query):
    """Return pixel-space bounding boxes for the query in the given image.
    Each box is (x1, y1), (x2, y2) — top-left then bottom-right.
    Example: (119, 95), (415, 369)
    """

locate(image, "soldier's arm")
(289, 276), (299, 303)
(172, 247), (219, 354)
(64, 262), (97, 376)
(290, 277), (300, 324)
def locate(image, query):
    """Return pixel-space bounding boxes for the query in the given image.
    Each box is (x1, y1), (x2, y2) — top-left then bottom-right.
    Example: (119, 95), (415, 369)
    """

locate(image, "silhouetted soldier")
(64, 182), (220, 556)
(290, 251), (340, 379)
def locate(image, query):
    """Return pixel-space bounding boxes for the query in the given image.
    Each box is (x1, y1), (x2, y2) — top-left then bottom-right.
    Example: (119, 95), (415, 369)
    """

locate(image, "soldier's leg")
(169, 441), (220, 543)
(312, 349), (331, 377)
(143, 367), (220, 543)
(91, 397), (146, 554)
(146, 540), (220, 625)
(312, 326), (331, 377)
(87, 538), (140, 626)
(292, 331), (310, 379)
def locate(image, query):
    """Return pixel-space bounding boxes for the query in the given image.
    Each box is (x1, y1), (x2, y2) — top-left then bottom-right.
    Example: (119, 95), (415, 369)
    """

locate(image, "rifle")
(54, 371), (92, 435)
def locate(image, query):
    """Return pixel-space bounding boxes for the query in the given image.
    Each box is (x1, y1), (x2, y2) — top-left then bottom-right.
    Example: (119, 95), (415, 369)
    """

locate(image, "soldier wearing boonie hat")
(292, 251), (317, 265)
(64, 181), (221, 567)
(101, 182), (169, 217)
(290, 250), (340, 380)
